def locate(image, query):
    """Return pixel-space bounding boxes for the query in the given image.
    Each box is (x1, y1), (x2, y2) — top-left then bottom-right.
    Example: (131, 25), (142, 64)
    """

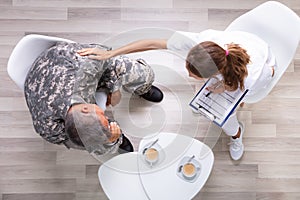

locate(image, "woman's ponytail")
(221, 43), (249, 90)
(186, 41), (250, 91)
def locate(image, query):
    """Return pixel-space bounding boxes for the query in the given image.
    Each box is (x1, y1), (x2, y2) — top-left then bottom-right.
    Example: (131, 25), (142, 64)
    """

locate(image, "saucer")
(176, 156), (201, 183)
(140, 140), (165, 168)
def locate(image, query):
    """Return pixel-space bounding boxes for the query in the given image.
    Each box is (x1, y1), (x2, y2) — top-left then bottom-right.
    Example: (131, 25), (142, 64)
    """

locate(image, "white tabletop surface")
(98, 132), (214, 200)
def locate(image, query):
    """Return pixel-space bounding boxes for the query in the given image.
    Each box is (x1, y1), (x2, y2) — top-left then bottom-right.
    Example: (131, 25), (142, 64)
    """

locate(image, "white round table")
(98, 132), (214, 200)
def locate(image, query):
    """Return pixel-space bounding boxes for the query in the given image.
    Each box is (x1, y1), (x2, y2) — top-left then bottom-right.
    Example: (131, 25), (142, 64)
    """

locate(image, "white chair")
(7, 34), (74, 90)
(225, 1), (300, 103)
(7, 34), (109, 110)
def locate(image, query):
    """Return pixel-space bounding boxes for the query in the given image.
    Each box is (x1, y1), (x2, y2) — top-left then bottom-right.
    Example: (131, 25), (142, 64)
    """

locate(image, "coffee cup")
(144, 147), (159, 164)
(182, 162), (197, 179)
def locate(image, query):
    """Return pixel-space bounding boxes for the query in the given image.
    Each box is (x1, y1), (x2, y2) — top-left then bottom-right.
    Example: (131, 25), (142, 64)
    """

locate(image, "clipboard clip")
(197, 106), (216, 121)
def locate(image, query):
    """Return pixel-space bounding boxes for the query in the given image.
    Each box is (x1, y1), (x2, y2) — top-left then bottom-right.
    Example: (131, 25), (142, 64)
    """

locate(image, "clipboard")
(189, 77), (248, 127)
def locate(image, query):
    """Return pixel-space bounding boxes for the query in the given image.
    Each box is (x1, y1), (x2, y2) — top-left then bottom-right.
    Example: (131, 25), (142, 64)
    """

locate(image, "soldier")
(24, 41), (163, 155)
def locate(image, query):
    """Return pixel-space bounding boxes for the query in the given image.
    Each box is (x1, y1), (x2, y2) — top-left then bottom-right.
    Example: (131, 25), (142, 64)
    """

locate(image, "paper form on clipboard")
(189, 77), (248, 127)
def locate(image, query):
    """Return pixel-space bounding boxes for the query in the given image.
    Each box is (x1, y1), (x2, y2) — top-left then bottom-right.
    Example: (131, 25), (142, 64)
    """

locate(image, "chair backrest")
(225, 1), (300, 103)
(7, 34), (74, 90)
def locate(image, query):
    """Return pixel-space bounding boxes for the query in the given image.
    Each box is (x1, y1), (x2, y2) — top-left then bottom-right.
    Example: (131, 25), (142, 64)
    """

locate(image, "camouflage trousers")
(98, 56), (155, 96)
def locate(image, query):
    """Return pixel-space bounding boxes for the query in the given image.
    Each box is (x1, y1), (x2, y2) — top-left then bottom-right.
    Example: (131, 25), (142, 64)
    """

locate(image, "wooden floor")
(1, 0), (300, 199)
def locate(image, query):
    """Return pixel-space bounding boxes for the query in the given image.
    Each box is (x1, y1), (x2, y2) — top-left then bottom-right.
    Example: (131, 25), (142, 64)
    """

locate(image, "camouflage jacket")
(24, 42), (111, 145)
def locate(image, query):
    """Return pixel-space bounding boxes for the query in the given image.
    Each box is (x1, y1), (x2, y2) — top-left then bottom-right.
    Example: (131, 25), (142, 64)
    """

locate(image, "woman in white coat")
(77, 29), (276, 161)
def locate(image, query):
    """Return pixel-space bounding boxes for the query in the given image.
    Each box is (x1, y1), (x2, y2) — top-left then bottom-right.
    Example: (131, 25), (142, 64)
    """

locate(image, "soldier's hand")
(106, 94), (112, 106)
(77, 48), (114, 60)
(108, 122), (121, 143)
(106, 91), (121, 106)
(110, 90), (121, 106)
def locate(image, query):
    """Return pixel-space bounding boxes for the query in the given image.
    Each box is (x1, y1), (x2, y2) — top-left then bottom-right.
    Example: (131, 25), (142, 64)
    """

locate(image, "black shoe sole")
(118, 135), (134, 154)
(140, 85), (164, 103)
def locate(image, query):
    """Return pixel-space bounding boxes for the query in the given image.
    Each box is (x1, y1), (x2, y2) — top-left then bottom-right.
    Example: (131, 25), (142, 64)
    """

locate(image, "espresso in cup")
(144, 148), (159, 164)
(182, 162), (196, 178)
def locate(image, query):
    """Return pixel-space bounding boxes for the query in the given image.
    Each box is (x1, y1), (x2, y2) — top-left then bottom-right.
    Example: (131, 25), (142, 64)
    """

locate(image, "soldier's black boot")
(139, 85), (163, 103)
(118, 134), (134, 154)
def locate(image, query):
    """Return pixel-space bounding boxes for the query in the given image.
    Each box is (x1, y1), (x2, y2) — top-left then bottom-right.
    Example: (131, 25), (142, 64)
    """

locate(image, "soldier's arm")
(77, 39), (167, 60)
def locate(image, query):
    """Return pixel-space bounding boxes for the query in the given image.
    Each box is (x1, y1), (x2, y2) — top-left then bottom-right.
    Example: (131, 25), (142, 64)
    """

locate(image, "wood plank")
(0, 152), (56, 166)
(111, 20), (189, 32)
(0, 58), (9, 71)
(277, 124), (300, 138)
(173, 0), (265, 9)
(208, 8), (248, 29)
(252, 109), (300, 125)
(256, 178), (300, 192)
(76, 178), (101, 193)
(0, 72), (24, 97)
(0, 138), (44, 152)
(0, 97), (28, 111)
(0, 45), (14, 59)
(0, 111), (33, 125)
(256, 192), (300, 200)
(194, 192), (256, 200)
(12, 0), (120, 7)
(0, 19), (111, 33)
(0, 179), (76, 193)
(0, 32), (23, 46)
(121, 0), (172, 8)
(120, 8), (207, 22)
(0, 6), (67, 20)
(241, 123), (276, 138)
(0, 165), (85, 180)
(0, 125), (38, 139)
(24, 32), (112, 44)
(0, 0), (11, 6)
(240, 138), (300, 152)
(258, 164), (300, 179)
(214, 151), (300, 165)
(68, 8), (120, 21)
(75, 192), (108, 200)
(85, 165), (101, 179)
(56, 150), (100, 165)
(2, 193), (75, 200)
(201, 164), (257, 192)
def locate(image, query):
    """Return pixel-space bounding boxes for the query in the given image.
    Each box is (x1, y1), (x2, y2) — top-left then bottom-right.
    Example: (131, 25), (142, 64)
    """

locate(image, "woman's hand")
(206, 80), (225, 94)
(108, 121), (121, 143)
(77, 48), (115, 60)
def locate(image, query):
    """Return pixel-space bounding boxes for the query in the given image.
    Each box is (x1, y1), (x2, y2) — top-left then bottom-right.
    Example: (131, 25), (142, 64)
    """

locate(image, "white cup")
(182, 162), (197, 179)
(144, 147), (159, 164)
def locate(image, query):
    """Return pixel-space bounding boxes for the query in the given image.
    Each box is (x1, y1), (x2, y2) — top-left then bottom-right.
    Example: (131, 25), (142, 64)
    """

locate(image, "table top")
(137, 132), (214, 199)
(98, 132), (214, 200)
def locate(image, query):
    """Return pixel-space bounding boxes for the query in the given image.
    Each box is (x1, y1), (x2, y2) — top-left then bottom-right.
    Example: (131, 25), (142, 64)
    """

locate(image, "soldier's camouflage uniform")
(24, 42), (154, 152)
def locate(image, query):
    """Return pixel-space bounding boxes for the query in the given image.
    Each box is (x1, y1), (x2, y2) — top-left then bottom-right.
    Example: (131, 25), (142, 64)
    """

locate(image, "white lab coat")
(167, 29), (276, 135)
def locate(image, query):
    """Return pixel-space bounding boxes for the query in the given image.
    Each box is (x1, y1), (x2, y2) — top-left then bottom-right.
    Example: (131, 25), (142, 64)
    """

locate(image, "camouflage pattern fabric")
(98, 56), (154, 95)
(24, 42), (154, 151)
(24, 42), (110, 145)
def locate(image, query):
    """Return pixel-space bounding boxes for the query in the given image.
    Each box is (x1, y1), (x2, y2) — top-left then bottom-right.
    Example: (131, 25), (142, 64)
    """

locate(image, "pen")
(206, 91), (212, 97)
(205, 80), (224, 97)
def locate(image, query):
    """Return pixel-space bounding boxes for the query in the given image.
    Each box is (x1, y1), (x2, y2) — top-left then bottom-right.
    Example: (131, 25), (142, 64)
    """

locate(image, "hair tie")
(225, 50), (229, 56)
